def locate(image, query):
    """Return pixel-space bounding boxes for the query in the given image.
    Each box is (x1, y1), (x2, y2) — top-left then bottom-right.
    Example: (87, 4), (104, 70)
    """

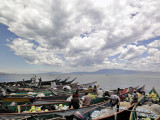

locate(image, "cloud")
(0, 0), (160, 72)
(148, 40), (160, 48)
(118, 45), (147, 61)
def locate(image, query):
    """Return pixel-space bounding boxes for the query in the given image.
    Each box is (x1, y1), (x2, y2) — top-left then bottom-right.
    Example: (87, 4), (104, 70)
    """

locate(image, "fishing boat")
(17, 86), (139, 120)
(40, 77), (77, 86)
(0, 96), (109, 119)
(129, 87), (160, 120)
(56, 77), (70, 85)
(63, 77), (77, 85)
(77, 81), (97, 89)
(1, 90), (74, 102)
(80, 91), (144, 120)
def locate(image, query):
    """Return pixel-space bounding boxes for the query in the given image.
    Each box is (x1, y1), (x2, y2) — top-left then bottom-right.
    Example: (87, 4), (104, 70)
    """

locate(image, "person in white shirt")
(31, 76), (36, 84)
(51, 81), (57, 89)
(97, 88), (104, 98)
(110, 94), (120, 112)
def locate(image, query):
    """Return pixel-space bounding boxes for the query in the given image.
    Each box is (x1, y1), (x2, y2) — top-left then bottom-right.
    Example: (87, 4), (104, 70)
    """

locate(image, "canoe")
(55, 82), (79, 90)
(81, 92), (143, 120)
(64, 77), (77, 85)
(24, 86), (139, 120)
(2, 89), (89, 102)
(0, 96), (109, 119)
(57, 77), (70, 85)
(2, 90), (74, 102)
(129, 87), (160, 120)
(77, 81), (97, 89)
(1, 95), (70, 102)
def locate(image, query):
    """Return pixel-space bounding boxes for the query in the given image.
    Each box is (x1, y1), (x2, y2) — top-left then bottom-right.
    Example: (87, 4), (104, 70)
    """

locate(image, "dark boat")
(64, 77), (77, 85)
(129, 87), (160, 120)
(57, 77), (70, 85)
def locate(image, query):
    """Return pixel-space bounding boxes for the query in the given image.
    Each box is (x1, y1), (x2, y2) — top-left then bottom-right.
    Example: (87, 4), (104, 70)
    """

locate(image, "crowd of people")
(68, 85), (105, 109)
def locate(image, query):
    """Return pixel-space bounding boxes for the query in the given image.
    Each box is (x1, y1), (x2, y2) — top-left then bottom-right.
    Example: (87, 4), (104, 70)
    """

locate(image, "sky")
(0, 0), (160, 73)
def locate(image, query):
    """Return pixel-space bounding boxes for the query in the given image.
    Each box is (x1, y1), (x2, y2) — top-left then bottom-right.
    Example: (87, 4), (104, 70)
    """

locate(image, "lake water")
(0, 73), (160, 94)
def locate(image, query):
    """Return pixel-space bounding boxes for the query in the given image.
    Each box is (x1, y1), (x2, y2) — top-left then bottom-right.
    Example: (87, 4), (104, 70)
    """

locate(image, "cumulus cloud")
(118, 45), (147, 61)
(0, 0), (160, 72)
(148, 40), (160, 48)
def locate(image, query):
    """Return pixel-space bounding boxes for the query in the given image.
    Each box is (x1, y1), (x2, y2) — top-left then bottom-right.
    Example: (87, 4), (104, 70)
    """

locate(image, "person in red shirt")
(74, 89), (79, 98)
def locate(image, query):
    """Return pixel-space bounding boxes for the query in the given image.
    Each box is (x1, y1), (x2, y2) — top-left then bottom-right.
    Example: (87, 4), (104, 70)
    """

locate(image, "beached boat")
(40, 77), (76, 86)
(80, 91), (144, 120)
(63, 77), (77, 85)
(77, 81), (97, 89)
(0, 96), (109, 119)
(129, 87), (160, 120)
(1, 90), (74, 102)
(17, 86), (139, 120)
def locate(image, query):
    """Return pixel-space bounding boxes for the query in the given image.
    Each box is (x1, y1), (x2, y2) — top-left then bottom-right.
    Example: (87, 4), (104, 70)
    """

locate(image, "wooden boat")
(0, 96), (109, 119)
(57, 77), (70, 85)
(77, 81), (97, 89)
(1, 90), (74, 102)
(2, 89), (89, 102)
(0, 79), (32, 86)
(129, 87), (160, 120)
(17, 87), (139, 120)
(39, 76), (63, 86)
(80, 94), (143, 119)
(68, 85), (143, 120)
(1, 94), (70, 102)
(63, 77), (77, 85)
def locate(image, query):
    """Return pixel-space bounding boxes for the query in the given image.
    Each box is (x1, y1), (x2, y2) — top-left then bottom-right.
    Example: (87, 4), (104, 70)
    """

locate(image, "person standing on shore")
(38, 77), (42, 88)
(31, 76), (36, 84)
(51, 81), (57, 89)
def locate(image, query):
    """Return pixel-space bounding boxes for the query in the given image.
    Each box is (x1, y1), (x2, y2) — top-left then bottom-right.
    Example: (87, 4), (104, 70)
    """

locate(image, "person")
(83, 93), (91, 106)
(110, 94), (120, 112)
(51, 81), (57, 89)
(93, 85), (97, 95)
(74, 89), (79, 98)
(97, 88), (104, 98)
(131, 90), (138, 104)
(22, 79), (25, 86)
(0, 88), (6, 98)
(69, 94), (80, 109)
(31, 76), (36, 84)
(38, 77), (42, 88)
(116, 88), (120, 97)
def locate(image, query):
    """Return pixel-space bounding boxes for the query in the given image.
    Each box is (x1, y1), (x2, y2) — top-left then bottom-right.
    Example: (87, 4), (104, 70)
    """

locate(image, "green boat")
(9, 86), (140, 120)
(0, 96), (109, 119)
(129, 87), (160, 120)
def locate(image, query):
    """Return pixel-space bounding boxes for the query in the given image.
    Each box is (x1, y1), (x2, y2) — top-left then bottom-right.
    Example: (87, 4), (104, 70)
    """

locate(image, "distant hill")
(0, 72), (7, 75)
(71, 69), (159, 74)
(45, 72), (61, 74)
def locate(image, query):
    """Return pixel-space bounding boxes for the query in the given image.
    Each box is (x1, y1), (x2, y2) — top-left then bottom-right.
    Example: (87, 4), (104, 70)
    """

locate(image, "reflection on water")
(0, 73), (160, 94)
